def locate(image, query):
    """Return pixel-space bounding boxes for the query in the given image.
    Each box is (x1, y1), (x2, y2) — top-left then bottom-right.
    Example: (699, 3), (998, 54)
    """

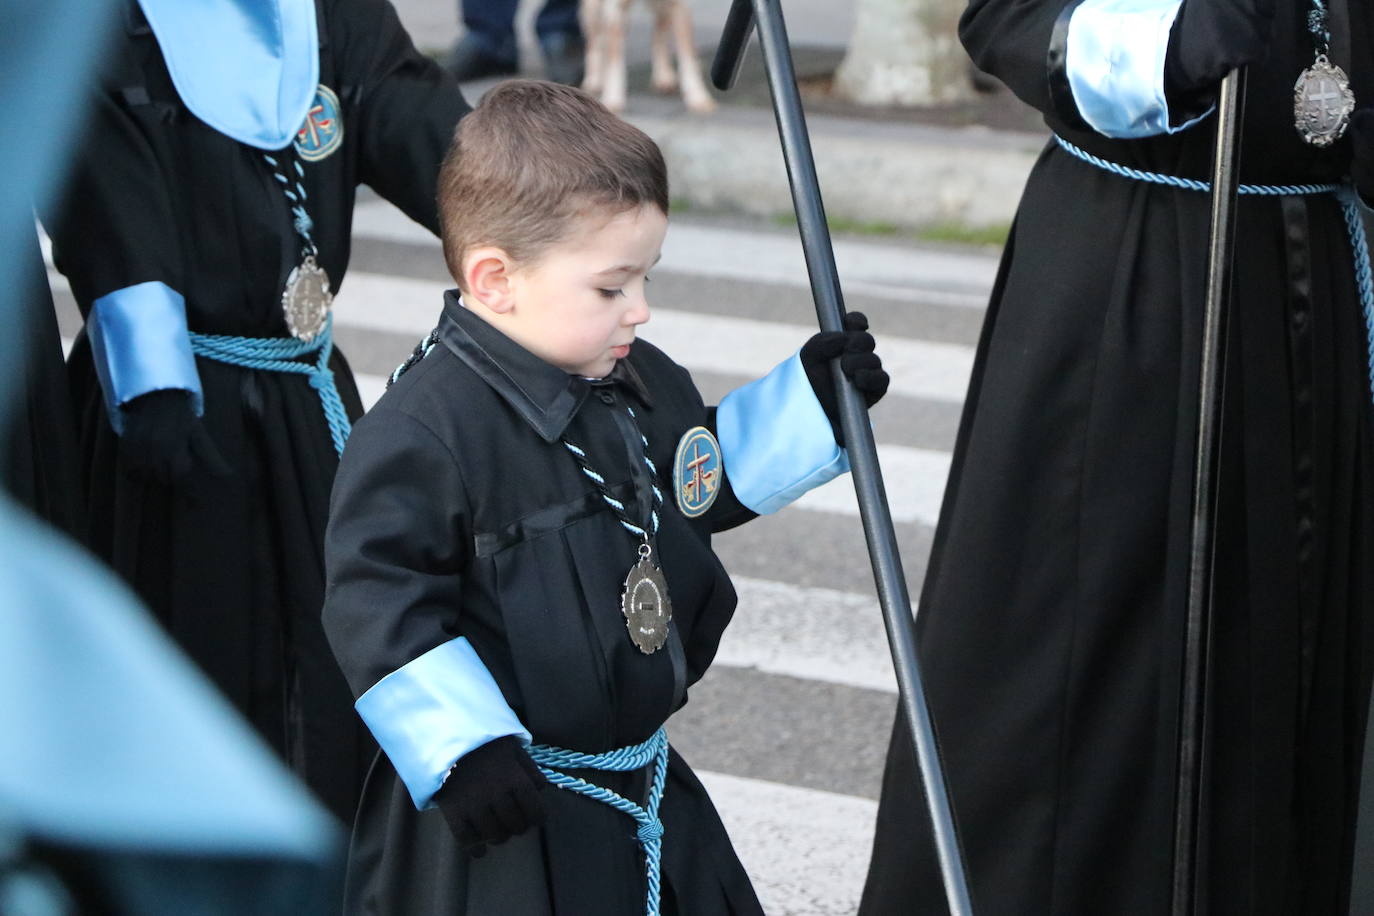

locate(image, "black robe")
(44, 0), (469, 823)
(4, 234), (82, 537)
(862, 3), (1374, 914)
(323, 295), (764, 915)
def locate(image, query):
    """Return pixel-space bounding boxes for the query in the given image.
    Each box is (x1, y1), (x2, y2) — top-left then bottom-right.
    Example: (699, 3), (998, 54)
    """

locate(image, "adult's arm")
(42, 50), (202, 433)
(961, 0), (1234, 138)
(337, 0), (472, 234)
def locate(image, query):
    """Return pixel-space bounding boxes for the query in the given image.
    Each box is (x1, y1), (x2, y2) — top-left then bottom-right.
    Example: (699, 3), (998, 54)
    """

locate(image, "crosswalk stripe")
(350, 198), (997, 309)
(334, 272), (976, 405)
(697, 769), (877, 916)
(721, 576), (897, 694)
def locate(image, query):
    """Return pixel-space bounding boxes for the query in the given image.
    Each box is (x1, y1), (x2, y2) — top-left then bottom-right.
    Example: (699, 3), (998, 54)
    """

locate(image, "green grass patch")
(917, 221), (1011, 248)
(768, 211), (1010, 248)
(770, 212), (902, 237)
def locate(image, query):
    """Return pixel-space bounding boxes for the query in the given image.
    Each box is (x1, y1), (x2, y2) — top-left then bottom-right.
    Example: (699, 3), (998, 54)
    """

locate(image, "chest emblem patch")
(673, 426), (722, 517)
(294, 84), (344, 162)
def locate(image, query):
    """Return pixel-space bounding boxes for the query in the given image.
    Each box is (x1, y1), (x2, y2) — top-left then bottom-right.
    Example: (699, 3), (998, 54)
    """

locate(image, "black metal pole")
(713, 3), (973, 913)
(1172, 67), (1247, 916)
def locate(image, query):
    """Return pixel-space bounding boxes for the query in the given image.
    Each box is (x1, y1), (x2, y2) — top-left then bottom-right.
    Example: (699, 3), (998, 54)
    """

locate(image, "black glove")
(434, 736), (548, 858)
(1350, 108), (1374, 204)
(800, 311), (890, 447)
(1165, 0), (1275, 103)
(118, 389), (229, 485)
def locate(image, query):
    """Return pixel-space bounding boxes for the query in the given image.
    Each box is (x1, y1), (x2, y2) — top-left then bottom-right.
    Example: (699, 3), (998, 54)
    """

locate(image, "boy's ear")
(464, 247), (516, 314)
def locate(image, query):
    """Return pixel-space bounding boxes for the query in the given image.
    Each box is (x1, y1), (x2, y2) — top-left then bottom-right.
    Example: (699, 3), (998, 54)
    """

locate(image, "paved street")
(32, 4), (1374, 913)
(46, 196), (995, 913)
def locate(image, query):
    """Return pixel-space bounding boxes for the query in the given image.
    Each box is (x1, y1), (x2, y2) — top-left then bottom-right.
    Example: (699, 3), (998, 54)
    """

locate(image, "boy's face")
(505, 203), (667, 379)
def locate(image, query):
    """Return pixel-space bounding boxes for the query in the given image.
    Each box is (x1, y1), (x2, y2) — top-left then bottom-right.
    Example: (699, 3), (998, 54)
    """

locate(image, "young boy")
(322, 80), (888, 915)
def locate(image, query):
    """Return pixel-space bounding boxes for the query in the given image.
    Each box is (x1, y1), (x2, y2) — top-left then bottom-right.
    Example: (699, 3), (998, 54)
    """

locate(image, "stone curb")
(624, 107), (1046, 232)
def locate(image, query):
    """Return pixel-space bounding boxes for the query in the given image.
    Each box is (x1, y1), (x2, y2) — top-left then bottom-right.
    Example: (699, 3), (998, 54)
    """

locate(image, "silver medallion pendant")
(622, 542), (673, 654)
(1294, 55), (1356, 147)
(282, 254), (333, 341)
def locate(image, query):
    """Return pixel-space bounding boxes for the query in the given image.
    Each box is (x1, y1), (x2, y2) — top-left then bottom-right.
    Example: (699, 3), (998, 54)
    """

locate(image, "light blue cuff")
(88, 281), (204, 434)
(355, 637), (531, 810)
(1066, 0), (1209, 138)
(716, 351), (850, 515)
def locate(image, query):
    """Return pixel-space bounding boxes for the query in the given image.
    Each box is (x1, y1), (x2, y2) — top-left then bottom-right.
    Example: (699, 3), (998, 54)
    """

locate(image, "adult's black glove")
(800, 311), (890, 447)
(1350, 108), (1374, 204)
(1165, 0), (1275, 102)
(118, 389), (229, 486)
(434, 735), (548, 858)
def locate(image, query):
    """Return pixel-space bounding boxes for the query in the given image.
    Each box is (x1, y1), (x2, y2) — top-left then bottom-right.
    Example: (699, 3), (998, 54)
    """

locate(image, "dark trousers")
(460, 0), (582, 61)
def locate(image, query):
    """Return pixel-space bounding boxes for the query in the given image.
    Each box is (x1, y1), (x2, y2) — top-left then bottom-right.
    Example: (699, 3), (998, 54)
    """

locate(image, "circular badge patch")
(294, 85), (344, 162)
(673, 427), (722, 518)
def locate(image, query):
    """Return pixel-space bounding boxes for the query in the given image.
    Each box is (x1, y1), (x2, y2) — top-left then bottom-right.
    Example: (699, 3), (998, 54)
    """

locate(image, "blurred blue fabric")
(1, 2), (340, 912)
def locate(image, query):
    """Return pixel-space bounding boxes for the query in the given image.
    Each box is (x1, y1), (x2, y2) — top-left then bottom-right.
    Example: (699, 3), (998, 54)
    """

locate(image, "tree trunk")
(833, 0), (974, 107)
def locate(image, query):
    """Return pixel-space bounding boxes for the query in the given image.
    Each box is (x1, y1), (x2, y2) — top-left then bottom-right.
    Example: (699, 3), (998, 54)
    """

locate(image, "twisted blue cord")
(190, 314), (351, 456)
(1338, 190), (1374, 399)
(264, 153), (318, 256)
(387, 329), (441, 387)
(562, 406), (662, 540)
(1054, 136), (1340, 197)
(528, 728), (669, 916)
(1054, 134), (1374, 401)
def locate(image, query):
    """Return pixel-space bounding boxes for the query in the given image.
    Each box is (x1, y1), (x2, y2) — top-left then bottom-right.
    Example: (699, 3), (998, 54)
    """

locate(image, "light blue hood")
(137, 0), (320, 149)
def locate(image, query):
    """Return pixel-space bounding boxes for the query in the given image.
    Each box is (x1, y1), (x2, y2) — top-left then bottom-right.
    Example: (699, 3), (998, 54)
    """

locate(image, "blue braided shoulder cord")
(1053, 134), (1374, 401)
(528, 728), (670, 916)
(189, 313), (351, 456)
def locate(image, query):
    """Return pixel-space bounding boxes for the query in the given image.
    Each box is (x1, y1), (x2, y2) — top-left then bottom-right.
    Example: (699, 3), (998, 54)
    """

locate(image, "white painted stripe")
(350, 198), (996, 308)
(355, 371), (388, 411)
(719, 576), (898, 694)
(333, 272), (975, 405)
(696, 769), (877, 916)
(789, 443), (950, 527)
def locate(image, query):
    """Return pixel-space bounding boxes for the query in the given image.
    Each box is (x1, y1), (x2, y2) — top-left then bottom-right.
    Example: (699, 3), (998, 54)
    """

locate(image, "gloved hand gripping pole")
(712, 4), (974, 914)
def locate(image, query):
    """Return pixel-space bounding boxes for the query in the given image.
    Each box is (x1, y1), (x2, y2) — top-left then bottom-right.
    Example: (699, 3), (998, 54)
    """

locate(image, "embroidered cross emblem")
(682, 443), (717, 503)
(297, 103), (336, 148)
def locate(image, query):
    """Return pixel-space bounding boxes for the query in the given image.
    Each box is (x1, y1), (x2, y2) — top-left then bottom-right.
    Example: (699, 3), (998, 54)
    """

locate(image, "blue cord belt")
(528, 727), (669, 916)
(188, 313), (352, 456)
(1054, 134), (1374, 400)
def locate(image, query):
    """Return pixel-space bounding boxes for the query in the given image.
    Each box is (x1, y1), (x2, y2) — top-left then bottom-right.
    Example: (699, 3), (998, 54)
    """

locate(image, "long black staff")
(712, 4), (974, 914)
(1172, 67), (1248, 916)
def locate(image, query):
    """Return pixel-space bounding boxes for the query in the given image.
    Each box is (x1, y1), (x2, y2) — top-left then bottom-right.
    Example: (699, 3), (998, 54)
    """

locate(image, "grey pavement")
(390, 0), (1046, 232)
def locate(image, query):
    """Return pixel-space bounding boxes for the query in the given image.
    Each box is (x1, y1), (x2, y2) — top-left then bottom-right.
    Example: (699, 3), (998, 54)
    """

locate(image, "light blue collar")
(137, 0), (319, 150)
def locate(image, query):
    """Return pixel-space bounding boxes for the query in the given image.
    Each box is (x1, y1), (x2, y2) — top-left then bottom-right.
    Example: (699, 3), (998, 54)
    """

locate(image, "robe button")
(598, 391), (615, 405)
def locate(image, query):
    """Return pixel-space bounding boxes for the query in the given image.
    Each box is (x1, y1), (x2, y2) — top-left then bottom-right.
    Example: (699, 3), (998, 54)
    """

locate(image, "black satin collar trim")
(437, 290), (652, 443)
(1047, 0), (1091, 132)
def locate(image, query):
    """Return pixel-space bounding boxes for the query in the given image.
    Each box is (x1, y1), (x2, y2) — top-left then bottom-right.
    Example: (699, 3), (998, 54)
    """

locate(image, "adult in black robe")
(44, 0), (469, 824)
(4, 236), (83, 537)
(861, 1), (1374, 913)
(1, 0), (341, 909)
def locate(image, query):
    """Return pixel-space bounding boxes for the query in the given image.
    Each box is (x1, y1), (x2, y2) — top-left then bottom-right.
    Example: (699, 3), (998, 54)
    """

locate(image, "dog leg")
(599, 0), (631, 112)
(669, 0), (716, 113)
(649, 0), (678, 94)
(581, 0), (605, 94)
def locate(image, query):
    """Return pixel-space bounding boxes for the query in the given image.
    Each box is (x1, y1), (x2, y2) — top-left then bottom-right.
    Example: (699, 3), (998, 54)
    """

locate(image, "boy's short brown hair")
(437, 80), (669, 288)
